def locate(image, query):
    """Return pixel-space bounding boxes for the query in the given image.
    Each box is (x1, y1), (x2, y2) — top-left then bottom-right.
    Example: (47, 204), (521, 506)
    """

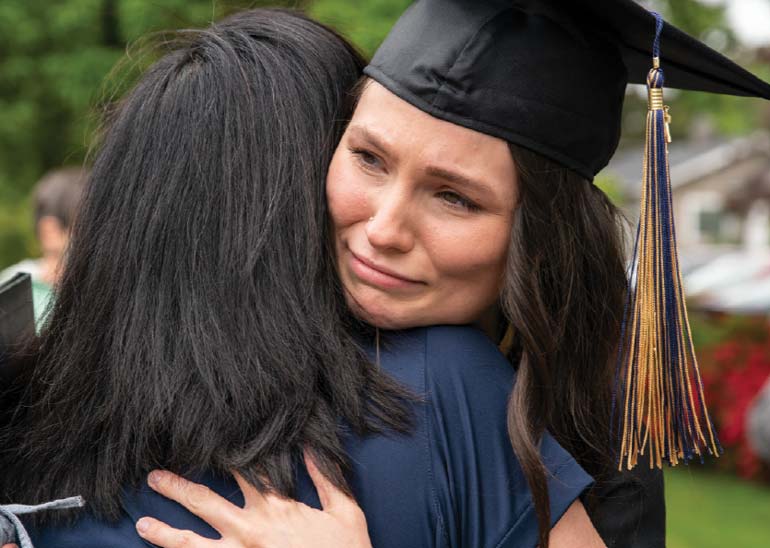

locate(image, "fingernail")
(136, 518), (151, 534)
(148, 470), (164, 487)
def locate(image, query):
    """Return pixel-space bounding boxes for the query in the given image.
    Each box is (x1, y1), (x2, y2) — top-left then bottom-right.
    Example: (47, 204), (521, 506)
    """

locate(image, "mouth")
(348, 249), (424, 290)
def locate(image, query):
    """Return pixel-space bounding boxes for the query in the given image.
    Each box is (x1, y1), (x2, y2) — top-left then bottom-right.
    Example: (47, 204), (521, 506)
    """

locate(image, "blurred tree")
(1, 0), (768, 268)
(624, 0), (770, 142)
(594, 173), (625, 207)
(310, 0), (409, 57)
(0, 0), (302, 268)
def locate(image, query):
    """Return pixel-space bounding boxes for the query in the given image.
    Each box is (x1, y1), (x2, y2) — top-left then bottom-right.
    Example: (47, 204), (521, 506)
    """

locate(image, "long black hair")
(0, 8), (411, 519)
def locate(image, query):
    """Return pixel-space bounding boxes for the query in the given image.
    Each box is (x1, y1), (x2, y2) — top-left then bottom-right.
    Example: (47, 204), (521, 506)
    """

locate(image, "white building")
(602, 131), (770, 313)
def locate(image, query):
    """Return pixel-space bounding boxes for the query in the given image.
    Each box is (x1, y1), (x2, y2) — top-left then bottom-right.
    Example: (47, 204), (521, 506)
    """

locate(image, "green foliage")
(659, 0), (735, 43)
(594, 173), (625, 206)
(0, 0), (297, 269)
(625, 0), (769, 141)
(1, 0), (767, 269)
(0, 198), (37, 270)
(689, 312), (770, 353)
(310, 0), (409, 57)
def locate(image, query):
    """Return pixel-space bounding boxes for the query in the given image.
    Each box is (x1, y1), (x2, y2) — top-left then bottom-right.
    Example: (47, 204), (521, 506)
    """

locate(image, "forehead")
(351, 81), (515, 180)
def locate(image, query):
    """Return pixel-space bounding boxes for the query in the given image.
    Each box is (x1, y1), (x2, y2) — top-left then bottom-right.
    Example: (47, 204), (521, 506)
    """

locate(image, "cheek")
(326, 159), (370, 229)
(429, 221), (510, 293)
(426, 227), (510, 323)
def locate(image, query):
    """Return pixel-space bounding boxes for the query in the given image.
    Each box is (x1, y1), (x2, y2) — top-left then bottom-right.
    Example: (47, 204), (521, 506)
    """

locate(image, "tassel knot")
(647, 67), (665, 90)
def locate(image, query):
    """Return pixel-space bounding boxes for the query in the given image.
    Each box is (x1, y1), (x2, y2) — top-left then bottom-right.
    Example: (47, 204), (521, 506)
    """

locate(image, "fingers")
(135, 516), (216, 548)
(232, 469), (316, 520)
(304, 452), (337, 510)
(232, 470), (274, 510)
(146, 470), (244, 535)
(304, 452), (359, 516)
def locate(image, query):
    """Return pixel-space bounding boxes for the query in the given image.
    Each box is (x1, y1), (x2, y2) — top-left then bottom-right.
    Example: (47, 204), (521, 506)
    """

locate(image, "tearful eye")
(350, 148), (383, 171)
(437, 191), (480, 212)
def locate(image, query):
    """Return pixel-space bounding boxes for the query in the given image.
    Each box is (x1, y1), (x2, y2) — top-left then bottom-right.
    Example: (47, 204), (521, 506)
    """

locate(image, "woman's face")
(327, 82), (517, 329)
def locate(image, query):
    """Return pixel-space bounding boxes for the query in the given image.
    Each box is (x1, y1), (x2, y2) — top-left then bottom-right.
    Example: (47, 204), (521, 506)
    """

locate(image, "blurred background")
(0, 0), (768, 545)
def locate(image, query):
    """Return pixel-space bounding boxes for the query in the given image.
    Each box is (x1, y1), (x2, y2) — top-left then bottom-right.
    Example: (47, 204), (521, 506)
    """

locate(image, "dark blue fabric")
(27, 325), (592, 548)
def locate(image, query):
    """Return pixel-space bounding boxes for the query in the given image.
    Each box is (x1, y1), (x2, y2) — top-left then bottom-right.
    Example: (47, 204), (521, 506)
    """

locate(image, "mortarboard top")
(364, 0), (770, 470)
(364, 0), (770, 180)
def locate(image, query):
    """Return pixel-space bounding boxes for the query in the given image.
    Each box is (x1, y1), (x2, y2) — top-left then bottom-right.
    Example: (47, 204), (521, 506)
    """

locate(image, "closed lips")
(349, 251), (422, 284)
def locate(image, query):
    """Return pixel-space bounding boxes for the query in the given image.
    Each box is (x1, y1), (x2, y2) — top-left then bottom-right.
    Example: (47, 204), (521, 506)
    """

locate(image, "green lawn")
(666, 468), (770, 547)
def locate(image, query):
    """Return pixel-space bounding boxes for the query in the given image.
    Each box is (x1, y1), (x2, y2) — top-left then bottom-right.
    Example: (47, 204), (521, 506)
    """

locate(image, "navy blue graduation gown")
(26, 325), (592, 548)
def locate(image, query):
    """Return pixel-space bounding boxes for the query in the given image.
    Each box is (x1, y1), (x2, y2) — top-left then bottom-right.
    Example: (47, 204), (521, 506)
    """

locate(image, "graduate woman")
(132, 1), (770, 547)
(0, 7), (598, 548)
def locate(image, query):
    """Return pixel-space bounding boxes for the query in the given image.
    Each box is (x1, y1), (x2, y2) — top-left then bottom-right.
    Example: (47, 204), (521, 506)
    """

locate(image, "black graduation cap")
(365, 0), (770, 180)
(364, 0), (770, 470)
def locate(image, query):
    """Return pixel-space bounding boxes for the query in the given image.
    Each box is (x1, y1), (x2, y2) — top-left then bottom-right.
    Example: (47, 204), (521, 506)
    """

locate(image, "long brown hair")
(501, 143), (628, 546)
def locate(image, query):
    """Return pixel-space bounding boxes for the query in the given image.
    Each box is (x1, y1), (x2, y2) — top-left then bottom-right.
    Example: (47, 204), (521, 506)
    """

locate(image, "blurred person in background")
(0, 167), (86, 326)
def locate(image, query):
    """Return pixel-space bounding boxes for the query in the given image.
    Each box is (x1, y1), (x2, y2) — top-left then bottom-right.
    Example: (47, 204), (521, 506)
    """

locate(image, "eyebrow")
(348, 124), (494, 197)
(424, 165), (494, 197)
(346, 125), (393, 155)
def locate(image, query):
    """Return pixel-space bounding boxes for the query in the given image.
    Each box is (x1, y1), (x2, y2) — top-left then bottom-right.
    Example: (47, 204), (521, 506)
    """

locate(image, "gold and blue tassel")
(611, 12), (722, 470)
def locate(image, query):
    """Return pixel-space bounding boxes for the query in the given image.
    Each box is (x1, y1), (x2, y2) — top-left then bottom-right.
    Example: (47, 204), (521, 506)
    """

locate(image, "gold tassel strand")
(612, 16), (722, 470)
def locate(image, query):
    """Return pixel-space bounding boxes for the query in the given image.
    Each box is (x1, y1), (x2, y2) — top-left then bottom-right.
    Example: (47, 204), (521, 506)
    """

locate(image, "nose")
(365, 188), (415, 253)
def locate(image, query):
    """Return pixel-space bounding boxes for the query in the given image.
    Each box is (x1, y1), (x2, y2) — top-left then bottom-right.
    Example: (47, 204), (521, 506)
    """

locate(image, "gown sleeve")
(586, 452), (666, 548)
(422, 325), (593, 548)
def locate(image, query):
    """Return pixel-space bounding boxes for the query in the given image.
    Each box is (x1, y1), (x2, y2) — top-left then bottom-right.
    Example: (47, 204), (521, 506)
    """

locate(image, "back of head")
(0, 8), (410, 518)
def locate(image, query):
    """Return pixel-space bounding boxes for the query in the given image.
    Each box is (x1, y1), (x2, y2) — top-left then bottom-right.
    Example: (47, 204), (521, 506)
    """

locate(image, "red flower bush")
(697, 314), (770, 481)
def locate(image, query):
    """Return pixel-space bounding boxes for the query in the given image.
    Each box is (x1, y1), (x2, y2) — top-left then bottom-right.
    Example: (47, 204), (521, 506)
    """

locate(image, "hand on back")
(135, 453), (372, 548)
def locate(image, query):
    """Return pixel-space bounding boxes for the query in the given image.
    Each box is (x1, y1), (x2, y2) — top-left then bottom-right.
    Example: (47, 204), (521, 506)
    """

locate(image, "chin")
(366, 313), (416, 331)
(344, 291), (421, 330)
